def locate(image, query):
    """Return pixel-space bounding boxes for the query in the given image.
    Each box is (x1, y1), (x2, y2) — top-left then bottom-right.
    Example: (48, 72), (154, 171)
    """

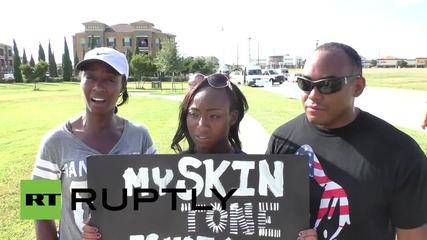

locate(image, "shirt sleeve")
(390, 145), (427, 229)
(32, 130), (61, 180)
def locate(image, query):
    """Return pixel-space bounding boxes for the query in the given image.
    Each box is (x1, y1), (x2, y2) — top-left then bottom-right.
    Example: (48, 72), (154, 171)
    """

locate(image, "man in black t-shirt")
(267, 42), (427, 240)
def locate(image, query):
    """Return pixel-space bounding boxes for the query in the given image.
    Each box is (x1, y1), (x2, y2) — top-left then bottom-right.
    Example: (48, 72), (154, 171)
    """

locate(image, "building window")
(156, 38), (161, 49)
(137, 37), (148, 47)
(95, 37), (101, 47)
(107, 37), (116, 47)
(88, 36), (101, 48)
(8, 50), (12, 56)
(80, 39), (86, 48)
(0, 49), (4, 56)
(123, 37), (132, 47)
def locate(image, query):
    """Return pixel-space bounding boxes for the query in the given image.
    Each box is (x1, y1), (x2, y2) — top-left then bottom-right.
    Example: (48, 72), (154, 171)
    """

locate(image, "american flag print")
(296, 144), (351, 240)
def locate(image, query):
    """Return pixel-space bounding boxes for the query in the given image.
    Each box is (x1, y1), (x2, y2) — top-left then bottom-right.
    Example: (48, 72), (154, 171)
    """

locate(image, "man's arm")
(35, 220), (58, 240)
(396, 223), (427, 240)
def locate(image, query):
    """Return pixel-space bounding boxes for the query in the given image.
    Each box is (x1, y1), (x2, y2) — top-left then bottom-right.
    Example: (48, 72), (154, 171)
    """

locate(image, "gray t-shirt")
(32, 119), (157, 240)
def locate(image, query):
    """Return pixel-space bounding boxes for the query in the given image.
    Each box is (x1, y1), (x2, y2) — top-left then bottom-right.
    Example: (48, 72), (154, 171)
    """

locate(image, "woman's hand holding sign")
(82, 219), (101, 240)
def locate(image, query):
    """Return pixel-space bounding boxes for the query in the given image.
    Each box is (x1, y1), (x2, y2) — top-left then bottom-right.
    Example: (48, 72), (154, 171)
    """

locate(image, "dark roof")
(108, 24), (134, 33)
(130, 20), (154, 26)
(82, 20), (107, 25)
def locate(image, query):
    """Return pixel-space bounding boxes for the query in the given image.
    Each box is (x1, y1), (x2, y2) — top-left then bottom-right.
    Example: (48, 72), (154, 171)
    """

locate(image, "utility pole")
(257, 41), (260, 65)
(236, 45), (239, 66)
(221, 26), (225, 65)
(248, 37), (251, 64)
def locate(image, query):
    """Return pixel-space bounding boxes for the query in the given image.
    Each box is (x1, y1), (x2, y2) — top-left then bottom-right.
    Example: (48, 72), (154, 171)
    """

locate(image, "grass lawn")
(1, 67), (426, 239)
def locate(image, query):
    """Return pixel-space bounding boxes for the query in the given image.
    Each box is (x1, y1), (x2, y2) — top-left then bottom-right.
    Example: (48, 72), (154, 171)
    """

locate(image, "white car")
(2, 73), (14, 81)
(244, 65), (268, 87)
(262, 69), (285, 84)
(229, 70), (244, 85)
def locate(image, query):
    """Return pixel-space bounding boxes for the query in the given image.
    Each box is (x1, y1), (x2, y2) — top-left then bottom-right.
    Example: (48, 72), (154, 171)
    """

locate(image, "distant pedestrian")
(421, 103), (427, 129)
(187, 73), (205, 89)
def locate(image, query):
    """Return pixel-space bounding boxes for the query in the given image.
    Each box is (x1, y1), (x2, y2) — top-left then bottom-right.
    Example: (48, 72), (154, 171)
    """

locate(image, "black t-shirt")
(267, 110), (427, 240)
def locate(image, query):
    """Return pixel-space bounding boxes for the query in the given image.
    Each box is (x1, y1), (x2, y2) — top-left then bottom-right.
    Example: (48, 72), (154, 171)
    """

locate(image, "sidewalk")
(264, 82), (426, 132)
(131, 92), (270, 154)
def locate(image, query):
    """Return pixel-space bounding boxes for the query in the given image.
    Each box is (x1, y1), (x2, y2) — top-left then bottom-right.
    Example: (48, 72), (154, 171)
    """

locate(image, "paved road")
(263, 82), (426, 131)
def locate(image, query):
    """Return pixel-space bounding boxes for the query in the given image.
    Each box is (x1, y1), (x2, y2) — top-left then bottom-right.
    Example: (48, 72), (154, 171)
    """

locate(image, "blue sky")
(2, 0), (426, 65)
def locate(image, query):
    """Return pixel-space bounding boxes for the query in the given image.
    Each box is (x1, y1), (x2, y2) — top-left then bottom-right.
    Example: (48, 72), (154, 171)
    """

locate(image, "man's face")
(301, 49), (364, 129)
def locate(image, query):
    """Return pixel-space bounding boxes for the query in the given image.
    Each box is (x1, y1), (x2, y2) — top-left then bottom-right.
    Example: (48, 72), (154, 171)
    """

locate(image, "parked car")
(244, 65), (268, 87)
(229, 70), (244, 85)
(288, 73), (302, 82)
(1, 73), (14, 82)
(280, 68), (290, 80)
(262, 69), (285, 84)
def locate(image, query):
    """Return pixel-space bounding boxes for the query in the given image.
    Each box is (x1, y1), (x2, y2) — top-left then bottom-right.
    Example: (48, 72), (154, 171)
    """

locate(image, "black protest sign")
(86, 154), (309, 240)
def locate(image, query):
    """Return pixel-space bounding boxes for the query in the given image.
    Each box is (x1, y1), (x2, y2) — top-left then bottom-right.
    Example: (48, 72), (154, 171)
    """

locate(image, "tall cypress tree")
(62, 37), (72, 81)
(12, 39), (23, 82)
(50, 52), (58, 77)
(22, 49), (28, 64)
(29, 55), (35, 67)
(48, 40), (58, 77)
(38, 43), (46, 62)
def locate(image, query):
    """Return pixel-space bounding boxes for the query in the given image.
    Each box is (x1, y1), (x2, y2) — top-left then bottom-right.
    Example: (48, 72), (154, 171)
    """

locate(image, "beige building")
(0, 43), (14, 78)
(73, 20), (175, 61)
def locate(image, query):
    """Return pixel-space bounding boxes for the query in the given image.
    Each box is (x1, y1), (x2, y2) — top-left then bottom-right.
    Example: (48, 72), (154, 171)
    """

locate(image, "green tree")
(38, 43), (46, 62)
(12, 39), (23, 82)
(135, 46), (140, 55)
(22, 49), (28, 64)
(155, 39), (182, 91)
(48, 40), (58, 77)
(34, 60), (49, 83)
(20, 63), (34, 84)
(180, 57), (193, 80)
(126, 48), (133, 78)
(29, 55), (35, 67)
(130, 53), (157, 89)
(189, 58), (216, 74)
(62, 37), (73, 81)
(20, 61), (48, 90)
(397, 60), (408, 68)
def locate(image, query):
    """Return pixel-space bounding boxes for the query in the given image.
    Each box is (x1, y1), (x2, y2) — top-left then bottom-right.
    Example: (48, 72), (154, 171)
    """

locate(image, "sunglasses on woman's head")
(296, 75), (360, 94)
(206, 74), (232, 90)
